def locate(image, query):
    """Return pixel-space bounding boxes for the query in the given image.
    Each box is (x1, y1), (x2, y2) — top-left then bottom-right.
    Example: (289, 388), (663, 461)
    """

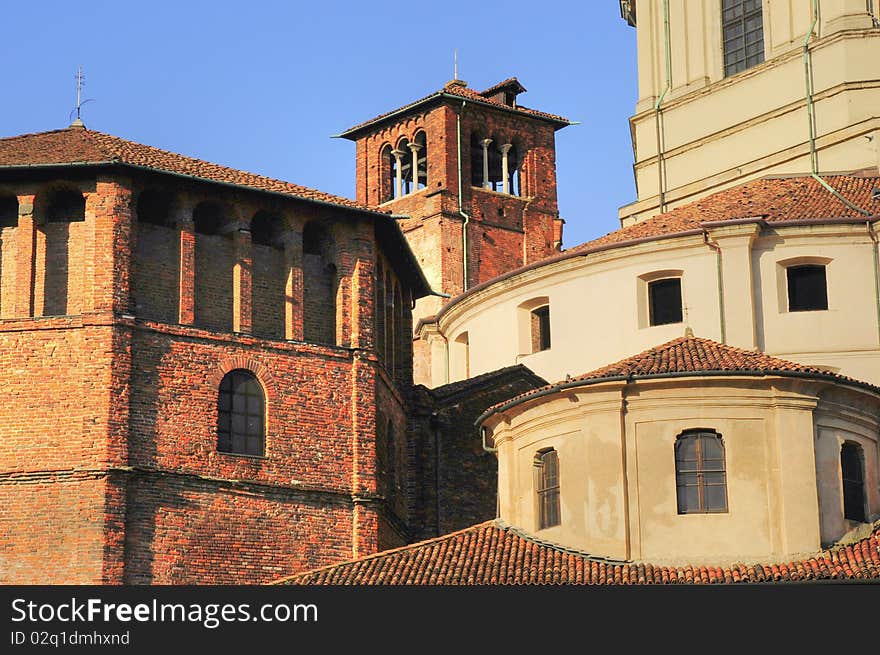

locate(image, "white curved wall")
(420, 221), (880, 388)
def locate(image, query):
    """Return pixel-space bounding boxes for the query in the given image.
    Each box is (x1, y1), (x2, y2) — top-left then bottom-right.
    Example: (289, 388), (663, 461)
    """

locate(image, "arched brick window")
(136, 188), (175, 227)
(217, 369), (265, 457)
(534, 448), (560, 529)
(45, 188), (85, 223)
(675, 430), (728, 514)
(250, 210), (282, 248)
(412, 130), (427, 191)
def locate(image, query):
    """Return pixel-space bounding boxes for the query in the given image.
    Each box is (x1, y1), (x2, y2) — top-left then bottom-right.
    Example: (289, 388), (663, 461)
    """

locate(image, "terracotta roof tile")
(340, 79), (569, 137)
(568, 173), (880, 255)
(0, 127), (374, 211)
(279, 519), (880, 585)
(483, 335), (880, 416)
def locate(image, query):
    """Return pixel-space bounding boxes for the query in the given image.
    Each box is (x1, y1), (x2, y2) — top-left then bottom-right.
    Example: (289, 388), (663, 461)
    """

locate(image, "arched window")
(517, 296), (550, 356)
(136, 188), (175, 227)
(675, 430), (728, 514)
(530, 305), (551, 352)
(193, 201), (231, 235)
(841, 442), (866, 522)
(381, 145), (395, 203)
(250, 210), (282, 248)
(413, 131), (427, 191)
(45, 188), (85, 223)
(470, 133), (486, 187)
(534, 448), (560, 529)
(504, 143), (520, 196)
(217, 369), (265, 457)
(392, 137), (412, 198)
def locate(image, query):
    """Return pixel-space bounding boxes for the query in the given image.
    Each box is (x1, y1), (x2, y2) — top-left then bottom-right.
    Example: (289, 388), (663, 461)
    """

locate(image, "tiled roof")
(482, 335), (880, 418)
(568, 172), (880, 254)
(279, 518), (880, 585)
(425, 364), (547, 401)
(0, 127), (373, 211)
(480, 77), (527, 97)
(340, 79), (569, 137)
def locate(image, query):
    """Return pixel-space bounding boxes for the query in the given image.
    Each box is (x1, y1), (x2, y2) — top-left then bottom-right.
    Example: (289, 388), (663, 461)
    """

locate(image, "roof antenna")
(69, 65), (93, 128)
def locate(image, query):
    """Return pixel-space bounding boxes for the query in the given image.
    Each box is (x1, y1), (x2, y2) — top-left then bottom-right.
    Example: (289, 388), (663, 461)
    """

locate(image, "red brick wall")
(303, 253), (336, 344)
(132, 223), (178, 323)
(0, 476), (110, 584)
(38, 221), (86, 316)
(0, 318), (126, 584)
(194, 233), (234, 332)
(129, 326), (360, 487)
(375, 373), (409, 549)
(251, 243), (284, 339)
(123, 475), (357, 584)
(0, 226), (16, 317)
(0, 322), (116, 473)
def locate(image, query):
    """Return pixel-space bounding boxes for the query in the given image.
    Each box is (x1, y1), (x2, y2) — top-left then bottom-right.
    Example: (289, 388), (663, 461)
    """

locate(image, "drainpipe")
(870, 1), (880, 27)
(654, 0), (672, 213)
(619, 378), (632, 560)
(703, 230), (727, 343)
(867, 221), (880, 346)
(481, 425), (496, 454)
(803, 0), (872, 216)
(441, 330), (449, 385)
(455, 100), (471, 291)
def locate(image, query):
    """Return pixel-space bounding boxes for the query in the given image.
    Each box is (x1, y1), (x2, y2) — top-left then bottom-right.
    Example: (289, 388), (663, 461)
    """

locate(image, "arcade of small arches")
(382, 132), (428, 201)
(0, 181), (410, 379)
(377, 129), (524, 202)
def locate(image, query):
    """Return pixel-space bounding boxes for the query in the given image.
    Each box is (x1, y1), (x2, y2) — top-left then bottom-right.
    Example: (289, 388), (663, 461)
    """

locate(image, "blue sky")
(1, 1), (638, 247)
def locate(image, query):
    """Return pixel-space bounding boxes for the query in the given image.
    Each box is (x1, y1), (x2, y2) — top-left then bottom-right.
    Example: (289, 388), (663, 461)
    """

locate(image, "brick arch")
(33, 182), (87, 224)
(210, 356), (276, 397)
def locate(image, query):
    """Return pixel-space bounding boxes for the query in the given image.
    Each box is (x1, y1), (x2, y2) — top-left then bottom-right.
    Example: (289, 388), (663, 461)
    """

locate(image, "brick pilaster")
(282, 231), (303, 341)
(177, 217), (195, 325)
(233, 227), (252, 334)
(14, 194), (35, 318)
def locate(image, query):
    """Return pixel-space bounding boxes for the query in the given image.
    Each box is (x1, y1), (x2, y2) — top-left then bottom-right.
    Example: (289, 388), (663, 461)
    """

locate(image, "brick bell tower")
(340, 77), (570, 323)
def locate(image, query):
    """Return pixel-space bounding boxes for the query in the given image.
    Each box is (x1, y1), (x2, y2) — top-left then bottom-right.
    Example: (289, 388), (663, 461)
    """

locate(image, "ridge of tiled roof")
(279, 518), (880, 585)
(0, 126), (375, 212)
(481, 335), (880, 418)
(568, 172), (880, 255)
(340, 79), (569, 137)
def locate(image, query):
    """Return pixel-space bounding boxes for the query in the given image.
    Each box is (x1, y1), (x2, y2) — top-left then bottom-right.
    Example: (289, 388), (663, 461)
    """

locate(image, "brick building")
(0, 125), (439, 583)
(0, 76), (561, 584)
